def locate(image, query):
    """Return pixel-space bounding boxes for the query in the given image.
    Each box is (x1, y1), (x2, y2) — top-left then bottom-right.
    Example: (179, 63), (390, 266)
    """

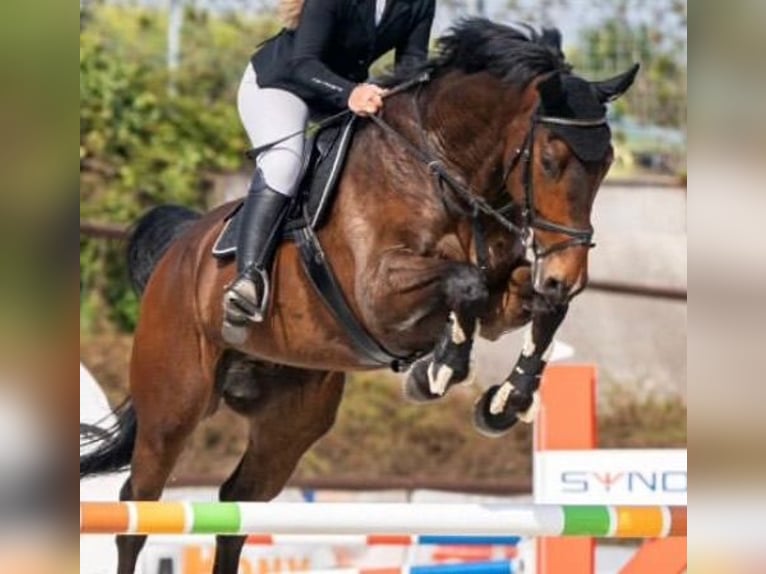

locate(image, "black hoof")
(402, 360), (442, 403)
(473, 385), (520, 437)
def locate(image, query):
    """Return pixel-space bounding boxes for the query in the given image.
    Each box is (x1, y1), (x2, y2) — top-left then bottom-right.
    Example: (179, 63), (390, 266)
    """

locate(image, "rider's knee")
(257, 148), (303, 196)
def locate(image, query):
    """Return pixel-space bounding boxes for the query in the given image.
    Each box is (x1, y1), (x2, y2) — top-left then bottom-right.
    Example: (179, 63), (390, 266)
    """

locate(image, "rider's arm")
(289, 0), (357, 109)
(394, 0), (436, 71)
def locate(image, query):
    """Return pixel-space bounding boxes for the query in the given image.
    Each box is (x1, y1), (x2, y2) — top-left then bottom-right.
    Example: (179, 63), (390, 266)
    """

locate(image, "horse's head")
(504, 64), (639, 307)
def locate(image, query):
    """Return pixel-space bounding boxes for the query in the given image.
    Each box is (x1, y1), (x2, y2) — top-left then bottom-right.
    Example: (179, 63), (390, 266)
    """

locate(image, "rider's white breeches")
(237, 64), (309, 197)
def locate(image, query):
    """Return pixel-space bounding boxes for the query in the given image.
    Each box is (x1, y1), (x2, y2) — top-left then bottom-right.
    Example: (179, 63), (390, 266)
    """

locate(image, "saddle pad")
(212, 115), (357, 258)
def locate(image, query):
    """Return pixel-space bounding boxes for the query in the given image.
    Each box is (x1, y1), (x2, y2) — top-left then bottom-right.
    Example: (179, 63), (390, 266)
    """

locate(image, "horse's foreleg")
(478, 264), (534, 341)
(402, 264), (489, 402)
(474, 302), (568, 436)
(213, 369), (345, 574)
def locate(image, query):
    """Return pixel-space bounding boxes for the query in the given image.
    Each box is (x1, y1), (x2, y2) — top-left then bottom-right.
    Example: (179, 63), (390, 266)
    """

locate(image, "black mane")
(383, 18), (570, 88)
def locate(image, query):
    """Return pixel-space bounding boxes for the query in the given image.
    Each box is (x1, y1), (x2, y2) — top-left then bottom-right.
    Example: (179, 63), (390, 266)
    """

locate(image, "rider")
(224, 0), (437, 325)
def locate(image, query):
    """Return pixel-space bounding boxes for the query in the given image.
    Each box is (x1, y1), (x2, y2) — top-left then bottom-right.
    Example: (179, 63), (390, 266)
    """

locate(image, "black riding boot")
(223, 169), (290, 325)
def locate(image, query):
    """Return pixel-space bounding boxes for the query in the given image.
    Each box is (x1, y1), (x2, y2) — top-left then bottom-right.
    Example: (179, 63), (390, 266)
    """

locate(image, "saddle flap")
(213, 115), (358, 258)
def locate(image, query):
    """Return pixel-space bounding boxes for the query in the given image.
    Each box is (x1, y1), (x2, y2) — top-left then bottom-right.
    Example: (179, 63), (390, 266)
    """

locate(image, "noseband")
(369, 81), (606, 299)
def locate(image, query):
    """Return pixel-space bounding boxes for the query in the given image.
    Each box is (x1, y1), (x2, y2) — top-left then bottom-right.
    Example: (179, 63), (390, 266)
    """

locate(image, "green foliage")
(298, 372), (535, 482)
(502, 0), (687, 130)
(572, 19), (686, 129)
(80, 6), (279, 331)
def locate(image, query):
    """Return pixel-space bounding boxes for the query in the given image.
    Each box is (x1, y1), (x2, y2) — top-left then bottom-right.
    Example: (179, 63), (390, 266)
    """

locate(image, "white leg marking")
(428, 362), (453, 396)
(516, 390), (541, 424)
(523, 328), (555, 362)
(521, 328), (536, 357)
(449, 311), (467, 344)
(489, 381), (513, 416)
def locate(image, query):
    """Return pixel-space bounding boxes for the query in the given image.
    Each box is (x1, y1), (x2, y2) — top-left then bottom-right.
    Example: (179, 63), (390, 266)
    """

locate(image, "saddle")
(212, 115), (357, 257)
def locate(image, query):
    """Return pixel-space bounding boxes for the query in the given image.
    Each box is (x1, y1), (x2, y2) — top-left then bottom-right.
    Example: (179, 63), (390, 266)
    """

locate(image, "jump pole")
(79, 501), (685, 538)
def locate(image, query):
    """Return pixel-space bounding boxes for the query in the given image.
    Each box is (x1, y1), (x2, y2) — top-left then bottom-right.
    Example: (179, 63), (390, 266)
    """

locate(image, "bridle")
(369, 77), (606, 301)
(500, 116), (601, 253)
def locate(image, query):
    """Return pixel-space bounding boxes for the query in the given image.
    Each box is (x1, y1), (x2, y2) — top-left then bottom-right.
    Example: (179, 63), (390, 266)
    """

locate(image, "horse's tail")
(79, 400), (137, 478)
(127, 205), (201, 294)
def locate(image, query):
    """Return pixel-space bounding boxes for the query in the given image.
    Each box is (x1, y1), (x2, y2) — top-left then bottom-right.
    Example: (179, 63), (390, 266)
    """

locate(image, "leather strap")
(292, 226), (418, 371)
(472, 207), (490, 275)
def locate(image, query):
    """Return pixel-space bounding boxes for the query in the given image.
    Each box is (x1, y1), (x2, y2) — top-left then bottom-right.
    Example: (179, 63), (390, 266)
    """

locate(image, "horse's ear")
(591, 63), (640, 103)
(536, 72), (564, 107)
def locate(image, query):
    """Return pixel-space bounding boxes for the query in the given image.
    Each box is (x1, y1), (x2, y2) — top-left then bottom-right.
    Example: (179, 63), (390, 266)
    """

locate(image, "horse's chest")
(433, 233), (469, 262)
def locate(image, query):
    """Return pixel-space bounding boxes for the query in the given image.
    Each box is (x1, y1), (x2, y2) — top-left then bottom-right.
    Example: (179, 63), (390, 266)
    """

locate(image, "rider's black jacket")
(251, 0), (435, 110)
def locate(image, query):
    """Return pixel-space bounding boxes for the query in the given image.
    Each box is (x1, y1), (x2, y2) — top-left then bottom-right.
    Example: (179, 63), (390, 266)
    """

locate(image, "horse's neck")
(422, 74), (518, 197)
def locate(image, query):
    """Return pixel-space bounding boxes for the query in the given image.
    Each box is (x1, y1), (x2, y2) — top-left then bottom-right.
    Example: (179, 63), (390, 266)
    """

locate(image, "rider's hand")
(348, 84), (386, 116)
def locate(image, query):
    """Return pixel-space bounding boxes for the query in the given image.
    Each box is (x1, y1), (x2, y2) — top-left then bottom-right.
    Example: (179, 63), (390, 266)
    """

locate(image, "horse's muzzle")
(538, 277), (570, 307)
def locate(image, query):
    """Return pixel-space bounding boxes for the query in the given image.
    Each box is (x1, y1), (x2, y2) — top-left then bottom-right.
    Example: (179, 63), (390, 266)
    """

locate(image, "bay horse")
(80, 19), (637, 574)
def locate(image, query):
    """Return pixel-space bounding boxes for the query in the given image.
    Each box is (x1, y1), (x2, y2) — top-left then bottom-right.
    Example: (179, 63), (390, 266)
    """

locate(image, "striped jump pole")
(246, 534), (521, 546)
(80, 502), (686, 538)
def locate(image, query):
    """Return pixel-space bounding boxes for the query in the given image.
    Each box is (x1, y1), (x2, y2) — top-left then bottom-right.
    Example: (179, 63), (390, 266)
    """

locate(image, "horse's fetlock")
(508, 368), (541, 397)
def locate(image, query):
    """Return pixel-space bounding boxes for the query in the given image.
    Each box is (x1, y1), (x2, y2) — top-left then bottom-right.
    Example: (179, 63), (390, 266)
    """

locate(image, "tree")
(80, 6), (280, 330)
(500, 0), (686, 128)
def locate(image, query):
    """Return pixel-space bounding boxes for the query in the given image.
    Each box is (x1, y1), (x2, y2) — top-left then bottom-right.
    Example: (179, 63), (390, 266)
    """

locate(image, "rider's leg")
(224, 64), (309, 323)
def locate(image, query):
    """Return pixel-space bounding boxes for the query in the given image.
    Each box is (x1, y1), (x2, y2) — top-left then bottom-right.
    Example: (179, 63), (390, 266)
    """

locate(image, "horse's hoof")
(473, 385), (520, 437)
(402, 360), (442, 403)
(403, 357), (475, 403)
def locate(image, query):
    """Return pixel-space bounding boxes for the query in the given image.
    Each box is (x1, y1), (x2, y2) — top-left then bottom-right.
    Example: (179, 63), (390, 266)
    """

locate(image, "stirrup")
(224, 267), (271, 324)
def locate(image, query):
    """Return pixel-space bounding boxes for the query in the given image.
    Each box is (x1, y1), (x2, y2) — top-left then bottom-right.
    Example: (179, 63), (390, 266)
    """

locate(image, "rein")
(369, 76), (604, 297)
(245, 74), (431, 160)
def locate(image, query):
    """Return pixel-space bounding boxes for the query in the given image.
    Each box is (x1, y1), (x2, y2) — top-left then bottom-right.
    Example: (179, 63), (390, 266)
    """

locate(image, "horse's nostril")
(542, 277), (568, 300)
(542, 277), (560, 291)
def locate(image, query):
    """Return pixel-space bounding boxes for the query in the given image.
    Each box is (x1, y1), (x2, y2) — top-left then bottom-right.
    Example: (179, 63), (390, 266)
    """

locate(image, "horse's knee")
(478, 265), (534, 340)
(258, 148), (303, 195)
(443, 265), (489, 316)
